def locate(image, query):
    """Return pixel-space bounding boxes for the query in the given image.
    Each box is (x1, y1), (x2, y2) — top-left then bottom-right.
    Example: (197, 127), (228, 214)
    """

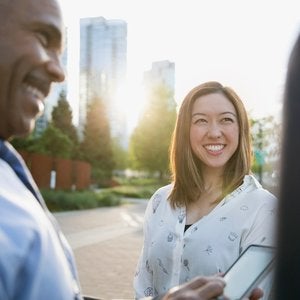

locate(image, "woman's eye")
(195, 118), (207, 124)
(222, 117), (234, 123)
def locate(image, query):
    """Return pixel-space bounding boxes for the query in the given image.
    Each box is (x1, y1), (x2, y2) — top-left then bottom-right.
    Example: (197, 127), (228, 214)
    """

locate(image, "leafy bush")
(108, 184), (161, 199)
(41, 189), (121, 212)
(94, 190), (121, 207)
(40, 177), (167, 212)
(105, 176), (169, 199)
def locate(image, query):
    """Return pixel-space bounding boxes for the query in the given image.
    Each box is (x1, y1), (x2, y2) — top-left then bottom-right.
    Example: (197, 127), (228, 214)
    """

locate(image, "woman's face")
(189, 92), (239, 172)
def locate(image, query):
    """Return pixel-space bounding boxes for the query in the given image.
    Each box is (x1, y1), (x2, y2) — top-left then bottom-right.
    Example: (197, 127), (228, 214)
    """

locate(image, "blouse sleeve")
(240, 190), (277, 253)
(133, 194), (155, 299)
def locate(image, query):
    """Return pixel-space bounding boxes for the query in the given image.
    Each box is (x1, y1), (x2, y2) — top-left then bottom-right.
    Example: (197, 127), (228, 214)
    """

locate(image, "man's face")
(0, 0), (65, 139)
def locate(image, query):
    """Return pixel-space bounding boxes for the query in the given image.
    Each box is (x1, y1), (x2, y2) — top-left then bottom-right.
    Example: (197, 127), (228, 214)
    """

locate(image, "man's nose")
(46, 57), (65, 83)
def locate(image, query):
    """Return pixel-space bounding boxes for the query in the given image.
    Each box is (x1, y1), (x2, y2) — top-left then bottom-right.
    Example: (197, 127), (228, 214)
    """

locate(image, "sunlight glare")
(113, 80), (147, 134)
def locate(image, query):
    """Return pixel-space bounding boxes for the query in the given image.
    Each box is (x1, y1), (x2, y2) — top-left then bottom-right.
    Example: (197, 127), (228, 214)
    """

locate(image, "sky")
(58, 0), (300, 131)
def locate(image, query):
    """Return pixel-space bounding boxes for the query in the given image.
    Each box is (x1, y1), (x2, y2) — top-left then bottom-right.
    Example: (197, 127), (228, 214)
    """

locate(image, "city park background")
(13, 0), (300, 211)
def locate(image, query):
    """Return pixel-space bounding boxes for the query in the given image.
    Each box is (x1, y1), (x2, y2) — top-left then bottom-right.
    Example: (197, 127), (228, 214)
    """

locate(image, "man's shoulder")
(0, 159), (47, 236)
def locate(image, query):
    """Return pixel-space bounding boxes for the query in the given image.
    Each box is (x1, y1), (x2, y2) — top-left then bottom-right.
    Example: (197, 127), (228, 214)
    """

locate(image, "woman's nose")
(207, 123), (222, 138)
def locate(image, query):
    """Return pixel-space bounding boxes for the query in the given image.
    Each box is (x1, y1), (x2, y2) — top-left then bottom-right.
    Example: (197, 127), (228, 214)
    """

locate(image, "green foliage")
(80, 97), (115, 184)
(51, 90), (79, 158)
(109, 185), (161, 199)
(30, 124), (73, 158)
(109, 176), (169, 198)
(129, 84), (177, 178)
(251, 115), (281, 173)
(41, 177), (166, 212)
(12, 90), (79, 160)
(42, 189), (121, 212)
(112, 137), (128, 170)
(115, 176), (165, 186)
(11, 133), (37, 151)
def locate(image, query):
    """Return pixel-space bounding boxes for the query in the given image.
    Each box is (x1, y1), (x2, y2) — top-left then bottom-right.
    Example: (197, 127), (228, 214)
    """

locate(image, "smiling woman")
(133, 81), (277, 299)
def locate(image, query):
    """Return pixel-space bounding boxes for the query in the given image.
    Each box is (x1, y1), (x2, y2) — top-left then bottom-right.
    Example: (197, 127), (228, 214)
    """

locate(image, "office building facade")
(143, 60), (176, 108)
(79, 16), (127, 140)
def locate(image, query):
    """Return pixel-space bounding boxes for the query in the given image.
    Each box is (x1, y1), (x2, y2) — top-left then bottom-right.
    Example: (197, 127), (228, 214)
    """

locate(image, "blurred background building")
(143, 60), (175, 107)
(37, 17), (176, 150)
(79, 16), (127, 143)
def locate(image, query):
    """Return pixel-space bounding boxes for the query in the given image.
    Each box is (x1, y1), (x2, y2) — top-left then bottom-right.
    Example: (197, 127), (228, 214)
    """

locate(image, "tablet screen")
(223, 245), (275, 299)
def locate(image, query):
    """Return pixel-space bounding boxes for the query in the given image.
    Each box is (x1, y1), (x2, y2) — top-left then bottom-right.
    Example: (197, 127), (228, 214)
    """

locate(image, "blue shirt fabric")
(0, 144), (82, 299)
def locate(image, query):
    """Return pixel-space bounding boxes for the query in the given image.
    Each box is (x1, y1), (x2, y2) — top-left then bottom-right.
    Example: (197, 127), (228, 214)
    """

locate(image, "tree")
(112, 137), (128, 171)
(51, 90), (79, 157)
(251, 115), (282, 182)
(11, 91), (77, 159)
(11, 133), (37, 152)
(29, 124), (73, 158)
(129, 84), (177, 179)
(80, 97), (115, 184)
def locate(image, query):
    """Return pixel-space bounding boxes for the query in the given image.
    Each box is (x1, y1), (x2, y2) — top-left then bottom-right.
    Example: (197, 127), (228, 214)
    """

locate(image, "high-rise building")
(144, 60), (175, 91)
(79, 16), (127, 141)
(143, 60), (176, 108)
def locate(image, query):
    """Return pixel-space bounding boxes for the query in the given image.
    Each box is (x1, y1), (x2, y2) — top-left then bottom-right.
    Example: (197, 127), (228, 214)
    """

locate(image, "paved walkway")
(55, 199), (147, 300)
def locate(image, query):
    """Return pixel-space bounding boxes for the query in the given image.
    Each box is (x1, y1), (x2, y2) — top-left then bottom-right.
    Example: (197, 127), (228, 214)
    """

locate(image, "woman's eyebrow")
(191, 111), (236, 118)
(220, 111), (237, 117)
(191, 112), (206, 118)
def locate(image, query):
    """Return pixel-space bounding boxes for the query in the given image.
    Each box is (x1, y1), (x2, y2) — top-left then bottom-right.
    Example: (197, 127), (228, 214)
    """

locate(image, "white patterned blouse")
(134, 174), (277, 299)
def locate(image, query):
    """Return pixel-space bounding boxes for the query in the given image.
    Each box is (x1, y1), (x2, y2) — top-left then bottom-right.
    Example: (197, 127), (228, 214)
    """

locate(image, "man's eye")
(36, 31), (50, 47)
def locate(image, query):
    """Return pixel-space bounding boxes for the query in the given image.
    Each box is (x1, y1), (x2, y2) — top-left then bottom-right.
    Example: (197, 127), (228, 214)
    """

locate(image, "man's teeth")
(25, 85), (44, 99)
(205, 144), (224, 152)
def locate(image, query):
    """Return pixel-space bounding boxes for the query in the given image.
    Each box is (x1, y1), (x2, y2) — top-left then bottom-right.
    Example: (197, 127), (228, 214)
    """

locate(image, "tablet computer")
(222, 244), (275, 300)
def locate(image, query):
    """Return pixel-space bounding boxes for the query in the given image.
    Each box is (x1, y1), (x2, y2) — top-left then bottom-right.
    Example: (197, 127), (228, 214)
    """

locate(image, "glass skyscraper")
(79, 16), (127, 139)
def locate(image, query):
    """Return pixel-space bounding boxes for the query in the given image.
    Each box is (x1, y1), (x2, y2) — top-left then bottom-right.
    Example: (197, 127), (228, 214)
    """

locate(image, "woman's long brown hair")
(168, 81), (252, 208)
